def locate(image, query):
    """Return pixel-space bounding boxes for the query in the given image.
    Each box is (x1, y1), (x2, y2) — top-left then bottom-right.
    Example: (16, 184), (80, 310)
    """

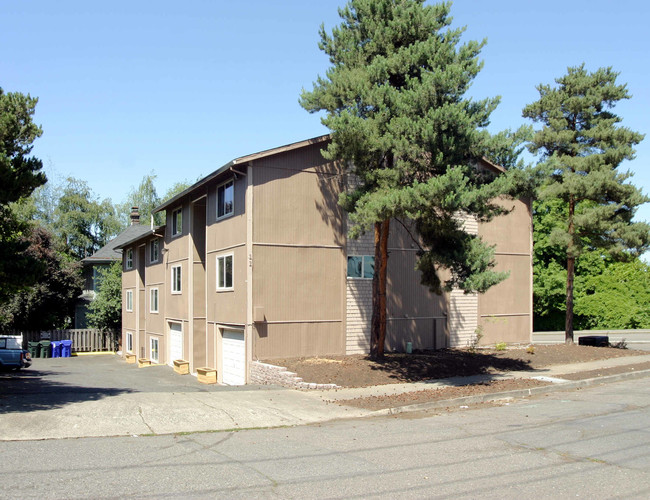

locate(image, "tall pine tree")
(301, 0), (529, 356)
(523, 65), (649, 343)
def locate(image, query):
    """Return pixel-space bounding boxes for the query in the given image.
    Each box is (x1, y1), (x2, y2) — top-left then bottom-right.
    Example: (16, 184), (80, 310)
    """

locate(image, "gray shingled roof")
(82, 224), (153, 264)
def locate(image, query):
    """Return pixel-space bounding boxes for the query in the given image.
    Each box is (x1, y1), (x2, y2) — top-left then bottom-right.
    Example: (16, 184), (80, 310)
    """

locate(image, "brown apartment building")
(118, 135), (533, 385)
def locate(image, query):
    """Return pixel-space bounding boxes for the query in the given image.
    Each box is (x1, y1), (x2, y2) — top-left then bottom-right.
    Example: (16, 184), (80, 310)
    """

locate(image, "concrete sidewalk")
(1, 353), (649, 441)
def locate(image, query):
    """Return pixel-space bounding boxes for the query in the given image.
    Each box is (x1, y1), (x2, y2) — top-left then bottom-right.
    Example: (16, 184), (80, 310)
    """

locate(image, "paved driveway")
(0, 354), (369, 441)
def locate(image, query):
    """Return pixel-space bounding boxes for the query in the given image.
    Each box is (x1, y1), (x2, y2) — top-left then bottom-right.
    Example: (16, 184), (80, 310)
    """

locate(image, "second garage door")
(221, 329), (245, 385)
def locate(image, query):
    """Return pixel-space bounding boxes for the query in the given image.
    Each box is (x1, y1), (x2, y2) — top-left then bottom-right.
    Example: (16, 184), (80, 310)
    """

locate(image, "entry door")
(221, 330), (245, 385)
(169, 322), (183, 364)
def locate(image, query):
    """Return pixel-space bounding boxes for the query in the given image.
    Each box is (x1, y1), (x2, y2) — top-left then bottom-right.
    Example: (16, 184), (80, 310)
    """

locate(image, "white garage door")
(169, 322), (183, 365)
(222, 330), (245, 385)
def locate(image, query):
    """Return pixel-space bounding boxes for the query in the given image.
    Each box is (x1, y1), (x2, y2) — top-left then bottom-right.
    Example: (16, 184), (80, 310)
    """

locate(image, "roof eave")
(153, 134), (331, 214)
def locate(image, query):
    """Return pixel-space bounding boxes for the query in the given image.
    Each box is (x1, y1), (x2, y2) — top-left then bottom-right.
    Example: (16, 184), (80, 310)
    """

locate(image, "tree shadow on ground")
(0, 367), (134, 414)
(367, 350), (533, 383)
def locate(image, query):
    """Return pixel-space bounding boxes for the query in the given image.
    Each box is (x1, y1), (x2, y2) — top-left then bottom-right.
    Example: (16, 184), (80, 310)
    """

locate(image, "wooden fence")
(1, 329), (119, 353)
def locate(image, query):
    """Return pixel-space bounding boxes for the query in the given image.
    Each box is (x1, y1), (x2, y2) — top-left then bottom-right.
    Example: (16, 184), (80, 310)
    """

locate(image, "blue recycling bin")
(61, 340), (73, 358)
(50, 341), (62, 358)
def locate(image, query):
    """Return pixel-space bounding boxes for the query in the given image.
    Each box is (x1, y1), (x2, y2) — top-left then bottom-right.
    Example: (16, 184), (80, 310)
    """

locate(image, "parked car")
(0, 335), (32, 369)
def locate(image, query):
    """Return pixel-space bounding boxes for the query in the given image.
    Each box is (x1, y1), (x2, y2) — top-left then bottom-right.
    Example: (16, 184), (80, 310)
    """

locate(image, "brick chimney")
(130, 207), (140, 225)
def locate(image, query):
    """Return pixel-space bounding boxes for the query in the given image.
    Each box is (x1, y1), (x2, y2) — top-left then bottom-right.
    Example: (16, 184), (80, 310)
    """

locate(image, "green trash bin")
(28, 341), (40, 359)
(39, 340), (52, 358)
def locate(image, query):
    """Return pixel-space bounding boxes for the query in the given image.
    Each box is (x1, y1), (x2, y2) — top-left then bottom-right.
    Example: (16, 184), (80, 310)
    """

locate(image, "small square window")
(172, 207), (182, 236)
(347, 255), (374, 279)
(217, 254), (233, 290)
(171, 265), (182, 293)
(150, 239), (159, 263)
(217, 180), (234, 219)
(150, 288), (159, 313)
(126, 290), (133, 311)
(126, 248), (133, 270)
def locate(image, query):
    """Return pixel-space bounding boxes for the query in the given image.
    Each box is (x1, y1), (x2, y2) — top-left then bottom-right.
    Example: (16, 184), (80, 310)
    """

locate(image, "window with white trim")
(126, 248), (133, 269)
(172, 207), (182, 236)
(347, 255), (375, 279)
(150, 337), (159, 364)
(216, 254), (233, 290)
(126, 331), (133, 353)
(217, 179), (234, 219)
(150, 288), (159, 313)
(171, 265), (182, 293)
(150, 239), (159, 263)
(126, 290), (133, 311)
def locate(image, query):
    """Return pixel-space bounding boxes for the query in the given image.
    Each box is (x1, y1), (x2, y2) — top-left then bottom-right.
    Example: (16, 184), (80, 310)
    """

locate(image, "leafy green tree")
(0, 87), (47, 304)
(87, 261), (122, 332)
(523, 65), (649, 342)
(118, 173), (162, 227)
(575, 260), (650, 329)
(53, 177), (121, 259)
(301, 0), (529, 356)
(0, 226), (82, 330)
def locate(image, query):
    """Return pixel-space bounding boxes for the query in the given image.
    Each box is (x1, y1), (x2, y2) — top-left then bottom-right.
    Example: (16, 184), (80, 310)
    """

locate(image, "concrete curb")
(362, 368), (650, 418)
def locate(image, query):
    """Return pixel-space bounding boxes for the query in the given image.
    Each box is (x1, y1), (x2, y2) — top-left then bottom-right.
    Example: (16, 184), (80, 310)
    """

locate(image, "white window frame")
(171, 265), (182, 294)
(216, 254), (234, 291)
(126, 290), (133, 311)
(217, 179), (234, 220)
(150, 336), (159, 364)
(126, 331), (133, 353)
(347, 255), (375, 279)
(126, 248), (133, 270)
(150, 239), (159, 263)
(150, 288), (159, 313)
(171, 207), (182, 237)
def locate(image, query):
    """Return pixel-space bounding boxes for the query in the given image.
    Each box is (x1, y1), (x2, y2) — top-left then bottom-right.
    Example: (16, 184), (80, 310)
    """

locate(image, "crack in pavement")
(138, 406), (155, 434)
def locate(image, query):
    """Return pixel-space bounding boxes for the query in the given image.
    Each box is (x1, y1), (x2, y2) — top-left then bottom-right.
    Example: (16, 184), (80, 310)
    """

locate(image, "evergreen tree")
(301, 0), (529, 356)
(0, 87), (47, 304)
(523, 65), (649, 343)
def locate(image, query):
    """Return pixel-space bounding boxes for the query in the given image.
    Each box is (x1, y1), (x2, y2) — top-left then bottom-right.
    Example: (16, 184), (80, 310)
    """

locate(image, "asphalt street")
(2, 377), (649, 499)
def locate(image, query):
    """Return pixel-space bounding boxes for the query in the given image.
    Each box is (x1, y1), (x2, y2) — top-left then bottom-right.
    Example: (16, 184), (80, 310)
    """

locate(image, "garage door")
(221, 330), (245, 385)
(169, 322), (183, 365)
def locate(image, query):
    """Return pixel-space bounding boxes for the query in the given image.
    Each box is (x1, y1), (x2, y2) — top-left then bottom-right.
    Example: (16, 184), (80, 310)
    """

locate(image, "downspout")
(245, 161), (254, 383)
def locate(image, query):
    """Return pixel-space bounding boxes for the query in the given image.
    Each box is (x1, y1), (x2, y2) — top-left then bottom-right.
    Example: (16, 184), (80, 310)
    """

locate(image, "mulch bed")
(266, 345), (644, 388)
(339, 378), (551, 411)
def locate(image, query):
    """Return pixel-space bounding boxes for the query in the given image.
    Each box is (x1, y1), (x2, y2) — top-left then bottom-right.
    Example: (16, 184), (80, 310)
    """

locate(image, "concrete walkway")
(1, 353), (650, 441)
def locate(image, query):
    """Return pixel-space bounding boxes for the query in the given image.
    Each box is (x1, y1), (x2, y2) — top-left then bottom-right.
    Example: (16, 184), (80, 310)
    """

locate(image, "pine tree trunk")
(565, 197), (575, 344)
(370, 222), (381, 358)
(377, 219), (389, 358)
(370, 219), (390, 359)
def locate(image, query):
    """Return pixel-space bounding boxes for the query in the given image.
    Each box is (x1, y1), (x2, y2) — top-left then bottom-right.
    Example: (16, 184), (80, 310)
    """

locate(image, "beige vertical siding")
(478, 198), (533, 344)
(252, 143), (346, 359)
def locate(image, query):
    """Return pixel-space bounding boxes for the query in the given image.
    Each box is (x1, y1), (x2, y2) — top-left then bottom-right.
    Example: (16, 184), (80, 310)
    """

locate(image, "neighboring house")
(117, 135), (533, 385)
(75, 208), (152, 328)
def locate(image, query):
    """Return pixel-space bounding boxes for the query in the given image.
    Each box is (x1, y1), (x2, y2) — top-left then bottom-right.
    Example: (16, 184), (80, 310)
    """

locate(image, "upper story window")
(150, 288), (159, 313)
(125, 290), (133, 311)
(347, 255), (374, 279)
(171, 265), (182, 294)
(126, 248), (133, 270)
(150, 239), (159, 263)
(172, 207), (182, 236)
(217, 179), (234, 219)
(216, 254), (233, 290)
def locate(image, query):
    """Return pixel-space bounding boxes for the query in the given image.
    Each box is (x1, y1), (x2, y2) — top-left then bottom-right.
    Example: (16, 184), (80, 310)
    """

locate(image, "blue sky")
(2, 0), (649, 222)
